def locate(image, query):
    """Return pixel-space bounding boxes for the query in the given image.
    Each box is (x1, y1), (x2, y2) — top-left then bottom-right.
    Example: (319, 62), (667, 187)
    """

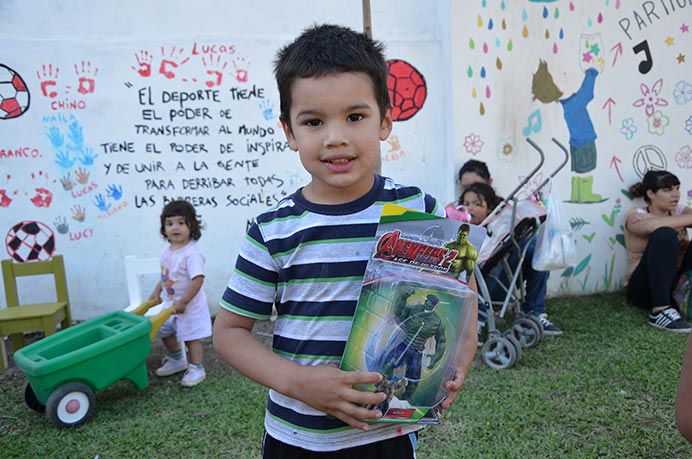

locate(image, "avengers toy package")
(340, 204), (486, 424)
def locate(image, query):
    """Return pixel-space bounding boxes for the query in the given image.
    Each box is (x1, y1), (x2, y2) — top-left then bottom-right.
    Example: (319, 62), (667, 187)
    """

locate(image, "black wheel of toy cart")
(46, 382), (95, 428)
(23, 382), (45, 412)
(481, 336), (517, 370)
(502, 331), (523, 362)
(509, 317), (541, 348)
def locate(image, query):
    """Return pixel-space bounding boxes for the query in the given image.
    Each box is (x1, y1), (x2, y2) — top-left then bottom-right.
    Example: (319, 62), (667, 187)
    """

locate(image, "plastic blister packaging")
(340, 204), (486, 423)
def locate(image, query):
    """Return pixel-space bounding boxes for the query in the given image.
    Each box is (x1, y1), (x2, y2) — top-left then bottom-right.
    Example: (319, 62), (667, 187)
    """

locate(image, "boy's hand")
(289, 365), (387, 430)
(440, 365), (468, 410)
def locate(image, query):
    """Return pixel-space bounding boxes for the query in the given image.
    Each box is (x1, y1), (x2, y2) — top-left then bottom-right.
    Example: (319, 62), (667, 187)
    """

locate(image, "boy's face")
(281, 72), (392, 205)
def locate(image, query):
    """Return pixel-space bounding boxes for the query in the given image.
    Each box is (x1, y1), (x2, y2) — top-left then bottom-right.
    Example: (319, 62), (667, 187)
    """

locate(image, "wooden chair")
(0, 255), (72, 370)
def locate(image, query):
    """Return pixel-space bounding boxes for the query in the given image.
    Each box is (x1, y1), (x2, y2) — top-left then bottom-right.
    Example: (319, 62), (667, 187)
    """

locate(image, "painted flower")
(463, 133), (484, 156)
(516, 172), (544, 200)
(673, 80), (692, 105)
(686, 116), (692, 135)
(646, 110), (669, 135)
(620, 118), (637, 140)
(676, 145), (692, 169)
(632, 79), (669, 117)
(497, 137), (515, 163)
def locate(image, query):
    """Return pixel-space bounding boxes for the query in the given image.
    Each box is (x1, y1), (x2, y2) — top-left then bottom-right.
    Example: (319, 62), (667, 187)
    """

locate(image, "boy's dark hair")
(629, 170), (680, 203)
(458, 159), (492, 183)
(273, 23), (390, 131)
(160, 200), (203, 241)
(460, 181), (502, 210)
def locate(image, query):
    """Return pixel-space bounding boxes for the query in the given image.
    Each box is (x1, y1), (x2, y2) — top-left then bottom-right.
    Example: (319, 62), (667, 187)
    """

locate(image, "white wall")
(0, 0), (452, 318)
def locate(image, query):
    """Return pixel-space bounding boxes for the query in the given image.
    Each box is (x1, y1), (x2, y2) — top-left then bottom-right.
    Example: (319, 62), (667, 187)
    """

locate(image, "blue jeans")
(486, 234), (549, 316)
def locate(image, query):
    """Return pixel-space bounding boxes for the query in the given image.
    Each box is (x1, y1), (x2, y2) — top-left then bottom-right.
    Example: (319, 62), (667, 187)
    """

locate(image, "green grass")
(2, 292), (692, 458)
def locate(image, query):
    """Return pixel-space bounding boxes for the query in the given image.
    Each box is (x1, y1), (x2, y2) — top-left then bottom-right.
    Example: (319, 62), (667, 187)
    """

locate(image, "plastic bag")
(531, 178), (576, 271)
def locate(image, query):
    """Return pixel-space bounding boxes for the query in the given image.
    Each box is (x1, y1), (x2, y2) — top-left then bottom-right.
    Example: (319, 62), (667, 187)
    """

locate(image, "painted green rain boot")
(578, 175), (602, 203)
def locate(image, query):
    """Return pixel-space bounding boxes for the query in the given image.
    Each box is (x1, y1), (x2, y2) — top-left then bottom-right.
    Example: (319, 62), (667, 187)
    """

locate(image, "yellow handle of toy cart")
(128, 298), (174, 340)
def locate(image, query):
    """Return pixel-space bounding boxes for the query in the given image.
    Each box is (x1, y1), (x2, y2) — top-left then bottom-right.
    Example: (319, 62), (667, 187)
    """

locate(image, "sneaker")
(181, 365), (206, 387)
(535, 313), (563, 336)
(649, 307), (692, 333)
(155, 356), (188, 377)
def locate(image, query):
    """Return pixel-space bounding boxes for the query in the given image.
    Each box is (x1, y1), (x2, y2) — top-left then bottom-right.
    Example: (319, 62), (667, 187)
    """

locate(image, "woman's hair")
(159, 200), (203, 241)
(459, 182), (502, 211)
(629, 170), (680, 203)
(458, 159), (491, 184)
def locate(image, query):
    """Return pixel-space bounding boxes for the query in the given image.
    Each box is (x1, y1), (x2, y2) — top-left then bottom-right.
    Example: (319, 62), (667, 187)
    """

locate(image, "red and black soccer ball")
(5, 220), (56, 262)
(0, 64), (30, 120)
(387, 59), (427, 122)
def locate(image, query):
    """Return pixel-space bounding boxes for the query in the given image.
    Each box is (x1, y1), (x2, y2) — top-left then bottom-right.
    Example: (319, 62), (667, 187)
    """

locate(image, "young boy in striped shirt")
(213, 23), (478, 458)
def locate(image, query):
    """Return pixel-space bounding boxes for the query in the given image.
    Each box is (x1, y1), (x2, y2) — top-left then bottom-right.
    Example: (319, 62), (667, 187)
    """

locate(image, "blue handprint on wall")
(78, 147), (99, 166)
(259, 99), (276, 120)
(93, 193), (111, 212)
(67, 120), (84, 148)
(55, 150), (76, 169)
(46, 126), (64, 148)
(106, 184), (123, 200)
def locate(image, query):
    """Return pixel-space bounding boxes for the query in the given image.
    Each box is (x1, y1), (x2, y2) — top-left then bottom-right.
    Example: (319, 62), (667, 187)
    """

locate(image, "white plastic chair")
(123, 255), (186, 360)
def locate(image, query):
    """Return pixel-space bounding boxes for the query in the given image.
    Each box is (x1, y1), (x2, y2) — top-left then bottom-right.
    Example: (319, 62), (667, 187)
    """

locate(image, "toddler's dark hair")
(273, 23), (390, 131)
(459, 182), (502, 210)
(458, 159), (492, 184)
(159, 200), (203, 241)
(629, 170), (680, 203)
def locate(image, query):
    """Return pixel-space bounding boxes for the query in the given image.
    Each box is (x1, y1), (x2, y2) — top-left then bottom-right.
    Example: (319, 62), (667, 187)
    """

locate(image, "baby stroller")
(474, 137), (569, 370)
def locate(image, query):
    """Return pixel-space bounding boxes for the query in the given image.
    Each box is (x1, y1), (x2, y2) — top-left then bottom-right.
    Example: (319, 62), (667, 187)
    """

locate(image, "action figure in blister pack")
(379, 287), (446, 401)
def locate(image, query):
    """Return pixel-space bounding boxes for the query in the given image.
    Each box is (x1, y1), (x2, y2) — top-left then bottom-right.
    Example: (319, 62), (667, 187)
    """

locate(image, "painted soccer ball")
(0, 64), (30, 120)
(387, 59), (427, 122)
(5, 220), (55, 262)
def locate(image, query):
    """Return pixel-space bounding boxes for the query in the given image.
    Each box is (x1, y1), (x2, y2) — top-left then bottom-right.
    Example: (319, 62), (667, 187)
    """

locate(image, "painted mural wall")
(2, 0), (689, 319)
(451, 0), (692, 296)
(0, 1), (452, 319)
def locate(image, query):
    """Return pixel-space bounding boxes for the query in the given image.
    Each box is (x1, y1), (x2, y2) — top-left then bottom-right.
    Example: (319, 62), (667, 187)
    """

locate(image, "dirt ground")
(0, 318), (275, 384)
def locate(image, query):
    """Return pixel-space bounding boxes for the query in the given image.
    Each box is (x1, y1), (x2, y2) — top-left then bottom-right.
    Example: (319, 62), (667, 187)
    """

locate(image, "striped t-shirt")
(220, 174), (444, 452)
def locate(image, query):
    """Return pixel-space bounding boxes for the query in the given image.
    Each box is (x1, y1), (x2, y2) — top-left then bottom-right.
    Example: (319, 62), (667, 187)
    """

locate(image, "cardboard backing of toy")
(340, 204), (486, 424)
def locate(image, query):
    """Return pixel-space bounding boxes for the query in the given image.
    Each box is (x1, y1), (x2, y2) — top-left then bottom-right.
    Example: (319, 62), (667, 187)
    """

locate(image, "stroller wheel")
(502, 331), (523, 362)
(510, 318), (541, 348)
(525, 314), (545, 336)
(481, 336), (517, 370)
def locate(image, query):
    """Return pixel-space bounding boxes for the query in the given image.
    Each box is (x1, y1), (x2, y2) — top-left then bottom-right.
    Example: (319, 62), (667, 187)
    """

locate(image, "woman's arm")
(626, 211), (692, 236)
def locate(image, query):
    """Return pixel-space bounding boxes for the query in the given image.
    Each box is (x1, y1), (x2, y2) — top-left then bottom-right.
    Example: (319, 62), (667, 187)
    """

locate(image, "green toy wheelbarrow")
(14, 299), (171, 428)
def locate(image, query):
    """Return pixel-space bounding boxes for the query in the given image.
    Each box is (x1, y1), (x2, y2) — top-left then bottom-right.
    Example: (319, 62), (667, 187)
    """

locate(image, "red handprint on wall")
(73, 60), (99, 95)
(131, 50), (153, 77)
(203, 54), (227, 88)
(232, 56), (250, 83)
(36, 64), (60, 98)
(159, 46), (190, 80)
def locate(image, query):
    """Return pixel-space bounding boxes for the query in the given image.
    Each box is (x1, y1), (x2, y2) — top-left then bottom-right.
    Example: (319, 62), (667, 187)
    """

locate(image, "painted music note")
(522, 109), (542, 137)
(633, 40), (653, 74)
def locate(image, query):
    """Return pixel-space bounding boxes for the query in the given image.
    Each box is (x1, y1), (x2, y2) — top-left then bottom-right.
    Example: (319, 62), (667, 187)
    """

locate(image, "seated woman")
(625, 170), (692, 332)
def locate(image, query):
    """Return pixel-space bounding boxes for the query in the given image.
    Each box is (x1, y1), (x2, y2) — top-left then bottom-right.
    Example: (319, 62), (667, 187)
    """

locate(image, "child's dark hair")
(629, 170), (680, 203)
(459, 182), (502, 210)
(159, 200), (203, 241)
(458, 159), (492, 184)
(273, 23), (390, 131)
